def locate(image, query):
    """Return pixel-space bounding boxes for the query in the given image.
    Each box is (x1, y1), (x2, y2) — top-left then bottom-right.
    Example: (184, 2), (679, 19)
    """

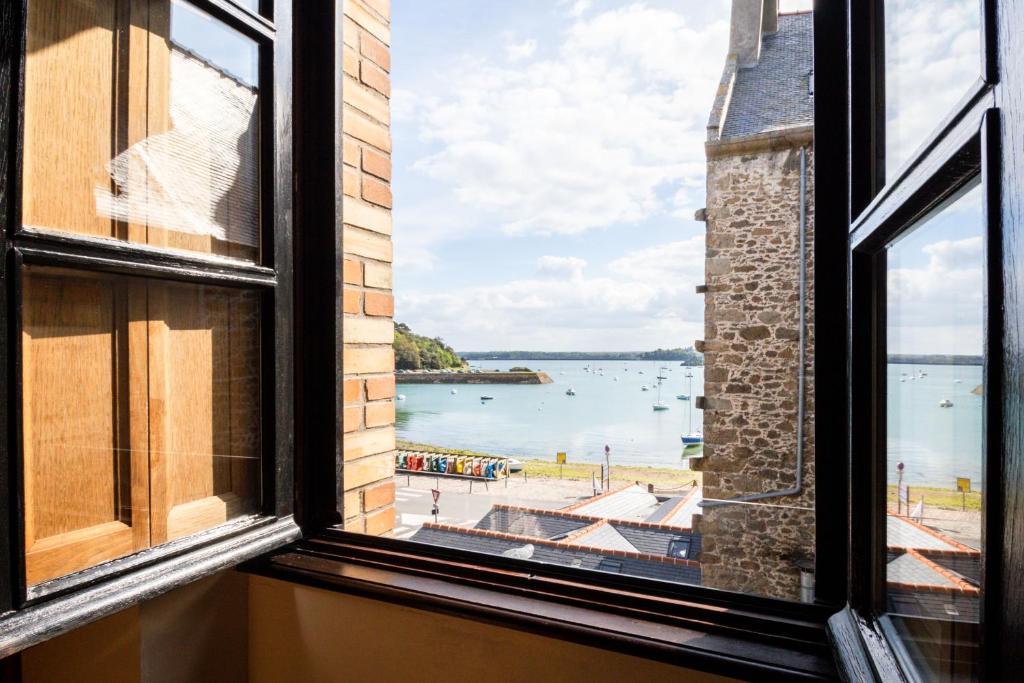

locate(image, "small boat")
(480, 395), (494, 401)
(397, 394), (407, 401)
(676, 394), (690, 401)
(900, 378), (906, 382)
(656, 375), (668, 380)
(685, 373), (693, 378)
(681, 432), (704, 446)
(450, 389), (458, 395)
(565, 387), (576, 396)
(613, 376), (618, 381)
(638, 370), (645, 375)
(507, 458), (524, 473)
(939, 399), (954, 408)
(653, 377), (669, 410)
(954, 379), (962, 384)
(641, 385), (649, 391)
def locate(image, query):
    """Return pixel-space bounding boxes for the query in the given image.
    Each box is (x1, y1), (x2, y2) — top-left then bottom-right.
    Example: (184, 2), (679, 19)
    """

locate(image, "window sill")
(0, 516), (300, 658)
(244, 533), (839, 681)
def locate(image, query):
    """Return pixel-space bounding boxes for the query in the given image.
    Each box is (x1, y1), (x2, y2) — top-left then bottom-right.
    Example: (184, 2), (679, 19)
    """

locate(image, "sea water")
(395, 360), (983, 486)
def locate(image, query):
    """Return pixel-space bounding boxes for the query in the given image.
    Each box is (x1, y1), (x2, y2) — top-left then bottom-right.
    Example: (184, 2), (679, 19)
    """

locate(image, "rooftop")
(719, 12), (813, 140)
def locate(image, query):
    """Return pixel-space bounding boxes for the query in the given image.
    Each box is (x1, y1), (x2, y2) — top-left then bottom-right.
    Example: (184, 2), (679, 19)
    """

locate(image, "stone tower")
(692, 0), (815, 600)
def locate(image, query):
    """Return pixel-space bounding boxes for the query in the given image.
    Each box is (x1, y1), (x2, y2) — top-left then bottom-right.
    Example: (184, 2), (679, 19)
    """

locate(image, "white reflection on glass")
(885, 181), (982, 681)
(885, 0), (980, 178)
(94, 0), (260, 258)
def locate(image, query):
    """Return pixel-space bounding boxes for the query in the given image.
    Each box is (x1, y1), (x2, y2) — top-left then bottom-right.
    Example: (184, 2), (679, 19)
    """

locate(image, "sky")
(887, 182), (984, 357)
(390, 0), (809, 352)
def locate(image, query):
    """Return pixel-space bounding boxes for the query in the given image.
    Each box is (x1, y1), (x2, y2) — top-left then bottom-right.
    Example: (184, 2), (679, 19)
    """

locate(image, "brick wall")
(340, 0), (396, 536)
(693, 141), (815, 600)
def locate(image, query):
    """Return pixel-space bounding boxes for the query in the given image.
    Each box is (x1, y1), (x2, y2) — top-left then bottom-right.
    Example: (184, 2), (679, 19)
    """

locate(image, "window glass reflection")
(21, 265), (261, 585)
(23, 0), (261, 262)
(885, 181), (983, 681)
(884, 0), (981, 179)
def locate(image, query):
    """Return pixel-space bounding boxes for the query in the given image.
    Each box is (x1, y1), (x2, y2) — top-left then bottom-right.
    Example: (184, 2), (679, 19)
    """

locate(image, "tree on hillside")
(394, 323), (463, 370)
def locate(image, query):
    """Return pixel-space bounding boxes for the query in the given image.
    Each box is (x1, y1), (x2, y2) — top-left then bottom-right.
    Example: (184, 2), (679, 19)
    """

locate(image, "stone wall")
(693, 142), (815, 600)
(340, 0), (396, 536)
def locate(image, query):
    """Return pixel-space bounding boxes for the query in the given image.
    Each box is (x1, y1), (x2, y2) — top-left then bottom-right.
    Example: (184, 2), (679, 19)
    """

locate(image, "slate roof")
(645, 487), (702, 528)
(888, 588), (980, 623)
(929, 553), (981, 586)
(570, 523), (637, 553)
(720, 12), (813, 139)
(887, 552), (960, 589)
(474, 507), (590, 539)
(615, 525), (701, 560)
(887, 515), (977, 553)
(563, 484), (660, 521)
(409, 524), (701, 585)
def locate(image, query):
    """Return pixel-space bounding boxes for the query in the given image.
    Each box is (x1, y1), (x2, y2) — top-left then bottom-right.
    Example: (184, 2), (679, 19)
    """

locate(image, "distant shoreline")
(888, 354), (983, 366)
(398, 370), (553, 384)
(459, 351), (703, 364)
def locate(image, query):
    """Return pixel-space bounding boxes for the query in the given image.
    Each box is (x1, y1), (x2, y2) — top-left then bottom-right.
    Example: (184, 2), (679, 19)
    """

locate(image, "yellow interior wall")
(21, 570), (249, 683)
(248, 575), (741, 683)
(21, 572), (743, 682)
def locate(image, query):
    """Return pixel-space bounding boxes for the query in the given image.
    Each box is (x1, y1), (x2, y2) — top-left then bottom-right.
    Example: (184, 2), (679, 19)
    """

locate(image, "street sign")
(556, 452), (566, 464)
(956, 477), (970, 493)
(431, 488), (441, 503)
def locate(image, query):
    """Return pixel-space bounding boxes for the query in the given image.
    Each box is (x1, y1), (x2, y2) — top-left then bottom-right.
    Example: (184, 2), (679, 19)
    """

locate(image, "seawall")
(397, 371), (553, 385)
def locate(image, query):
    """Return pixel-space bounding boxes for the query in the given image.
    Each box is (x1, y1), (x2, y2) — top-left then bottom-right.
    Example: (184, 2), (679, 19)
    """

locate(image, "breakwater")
(398, 371), (553, 384)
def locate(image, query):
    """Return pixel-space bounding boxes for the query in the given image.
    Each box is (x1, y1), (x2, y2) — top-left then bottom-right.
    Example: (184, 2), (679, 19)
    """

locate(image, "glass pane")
(884, 181), (983, 679)
(23, 0), (261, 262)
(343, 1), (819, 602)
(21, 266), (261, 585)
(884, 0), (981, 179)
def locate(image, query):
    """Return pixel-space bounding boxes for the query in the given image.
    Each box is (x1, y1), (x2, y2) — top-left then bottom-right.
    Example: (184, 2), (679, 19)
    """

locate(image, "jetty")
(397, 370), (553, 384)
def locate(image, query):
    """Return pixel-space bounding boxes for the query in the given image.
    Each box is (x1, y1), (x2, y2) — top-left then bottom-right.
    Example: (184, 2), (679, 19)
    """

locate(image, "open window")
(0, 0), (295, 616)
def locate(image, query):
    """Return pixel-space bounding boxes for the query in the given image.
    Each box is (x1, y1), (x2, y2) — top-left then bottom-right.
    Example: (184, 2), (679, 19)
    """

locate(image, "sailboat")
(680, 372), (703, 447)
(652, 376), (669, 411)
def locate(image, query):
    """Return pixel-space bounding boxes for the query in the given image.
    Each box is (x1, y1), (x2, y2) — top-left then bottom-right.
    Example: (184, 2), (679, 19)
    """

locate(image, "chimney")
(728, 0), (779, 67)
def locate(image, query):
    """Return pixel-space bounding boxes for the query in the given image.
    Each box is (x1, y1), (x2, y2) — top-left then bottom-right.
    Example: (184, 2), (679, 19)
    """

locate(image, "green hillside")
(394, 323), (464, 370)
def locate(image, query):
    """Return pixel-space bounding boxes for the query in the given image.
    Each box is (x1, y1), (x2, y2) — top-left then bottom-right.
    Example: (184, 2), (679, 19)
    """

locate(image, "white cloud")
(505, 38), (538, 62)
(397, 237), (706, 351)
(567, 0), (593, 18)
(888, 234), (984, 354)
(404, 2), (730, 242)
(885, 1), (980, 173)
(536, 255), (587, 280)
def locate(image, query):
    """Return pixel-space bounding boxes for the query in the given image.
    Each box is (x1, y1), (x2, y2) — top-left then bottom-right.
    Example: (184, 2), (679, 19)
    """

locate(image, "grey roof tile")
(567, 484), (660, 521)
(888, 588), (980, 623)
(887, 516), (964, 551)
(474, 508), (590, 539)
(887, 552), (958, 589)
(409, 526), (701, 585)
(721, 13), (813, 139)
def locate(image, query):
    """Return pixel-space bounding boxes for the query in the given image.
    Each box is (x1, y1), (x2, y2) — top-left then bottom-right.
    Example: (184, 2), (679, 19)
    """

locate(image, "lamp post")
(897, 461), (904, 515)
(604, 444), (610, 489)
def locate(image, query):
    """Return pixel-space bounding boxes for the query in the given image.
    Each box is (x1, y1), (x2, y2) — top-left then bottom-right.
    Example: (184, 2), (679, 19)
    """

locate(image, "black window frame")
(273, 2), (853, 681)
(1, 1), (1019, 680)
(0, 0), (298, 654)
(829, 0), (1024, 679)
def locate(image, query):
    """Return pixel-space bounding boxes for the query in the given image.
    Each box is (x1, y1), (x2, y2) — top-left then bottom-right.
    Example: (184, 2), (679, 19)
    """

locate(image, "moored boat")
(681, 432), (704, 446)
